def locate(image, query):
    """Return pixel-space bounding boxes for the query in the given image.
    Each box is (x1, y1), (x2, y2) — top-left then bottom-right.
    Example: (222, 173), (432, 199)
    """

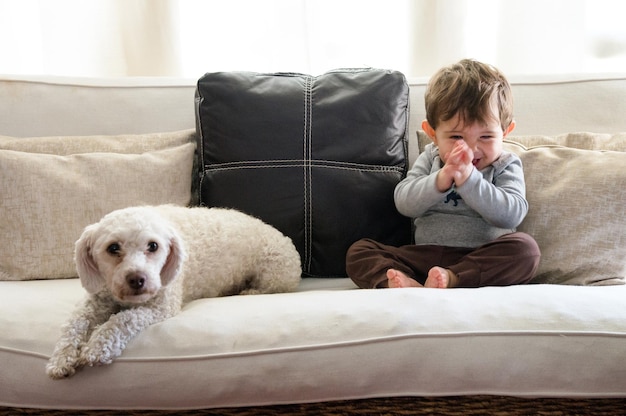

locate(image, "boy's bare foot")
(387, 269), (423, 288)
(425, 266), (457, 288)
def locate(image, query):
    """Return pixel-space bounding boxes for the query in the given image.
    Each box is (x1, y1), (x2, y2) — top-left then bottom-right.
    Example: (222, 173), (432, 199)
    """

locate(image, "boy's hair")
(425, 59), (513, 130)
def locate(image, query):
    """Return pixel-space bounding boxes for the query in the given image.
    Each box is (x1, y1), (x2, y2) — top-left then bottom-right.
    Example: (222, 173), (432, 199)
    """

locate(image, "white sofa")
(1, 72), (625, 412)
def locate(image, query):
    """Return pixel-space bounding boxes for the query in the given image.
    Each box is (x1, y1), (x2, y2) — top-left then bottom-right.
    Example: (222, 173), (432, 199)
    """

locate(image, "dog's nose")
(126, 273), (146, 290)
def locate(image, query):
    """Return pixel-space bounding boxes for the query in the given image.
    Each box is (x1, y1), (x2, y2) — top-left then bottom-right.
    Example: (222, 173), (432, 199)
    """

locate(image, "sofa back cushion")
(0, 130), (196, 281)
(196, 69), (412, 277)
(504, 133), (626, 285)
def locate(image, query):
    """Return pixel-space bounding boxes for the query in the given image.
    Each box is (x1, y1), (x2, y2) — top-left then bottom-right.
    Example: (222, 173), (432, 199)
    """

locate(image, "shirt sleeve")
(393, 147), (447, 218)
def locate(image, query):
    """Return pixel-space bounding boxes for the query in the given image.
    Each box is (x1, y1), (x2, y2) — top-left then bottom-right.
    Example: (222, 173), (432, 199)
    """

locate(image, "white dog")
(46, 205), (302, 379)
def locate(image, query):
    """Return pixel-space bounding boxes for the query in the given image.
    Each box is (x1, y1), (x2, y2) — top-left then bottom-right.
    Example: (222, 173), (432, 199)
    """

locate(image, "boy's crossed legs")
(346, 233), (540, 289)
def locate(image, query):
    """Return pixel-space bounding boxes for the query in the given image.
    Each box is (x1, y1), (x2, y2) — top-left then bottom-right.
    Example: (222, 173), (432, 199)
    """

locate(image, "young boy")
(346, 59), (540, 289)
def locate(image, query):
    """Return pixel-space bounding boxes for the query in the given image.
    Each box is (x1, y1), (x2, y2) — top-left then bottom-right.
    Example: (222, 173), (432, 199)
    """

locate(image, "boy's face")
(423, 114), (515, 171)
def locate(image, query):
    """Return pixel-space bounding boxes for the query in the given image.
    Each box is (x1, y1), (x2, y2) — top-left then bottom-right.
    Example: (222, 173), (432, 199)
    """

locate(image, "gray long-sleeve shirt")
(394, 143), (528, 248)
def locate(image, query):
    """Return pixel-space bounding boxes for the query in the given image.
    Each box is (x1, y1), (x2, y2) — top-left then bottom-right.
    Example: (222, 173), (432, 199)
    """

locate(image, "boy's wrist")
(436, 169), (454, 192)
(453, 165), (478, 190)
(453, 165), (474, 187)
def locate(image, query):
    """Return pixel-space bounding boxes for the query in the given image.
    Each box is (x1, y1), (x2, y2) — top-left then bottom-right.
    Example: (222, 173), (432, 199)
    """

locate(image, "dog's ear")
(160, 230), (186, 286)
(74, 224), (105, 294)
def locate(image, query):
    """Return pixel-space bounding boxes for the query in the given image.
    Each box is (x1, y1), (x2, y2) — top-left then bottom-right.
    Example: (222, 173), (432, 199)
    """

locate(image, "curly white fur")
(46, 205), (302, 379)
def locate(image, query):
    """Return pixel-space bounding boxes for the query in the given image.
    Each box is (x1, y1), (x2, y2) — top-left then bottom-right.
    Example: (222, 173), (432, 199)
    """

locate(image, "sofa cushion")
(417, 131), (625, 285)
(2, 278), (626, 408)
(504, 135), (625, 286)
(0, 130), (196, 281)
(196, 69), (412, 277)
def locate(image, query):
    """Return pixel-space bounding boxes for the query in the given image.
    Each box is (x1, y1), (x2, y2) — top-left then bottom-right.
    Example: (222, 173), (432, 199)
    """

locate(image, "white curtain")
(0, 0), (624, 78)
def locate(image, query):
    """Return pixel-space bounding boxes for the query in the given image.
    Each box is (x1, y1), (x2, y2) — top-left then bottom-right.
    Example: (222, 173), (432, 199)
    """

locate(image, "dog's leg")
(46, 293), (117, 379)
(79, 302), (176, 367)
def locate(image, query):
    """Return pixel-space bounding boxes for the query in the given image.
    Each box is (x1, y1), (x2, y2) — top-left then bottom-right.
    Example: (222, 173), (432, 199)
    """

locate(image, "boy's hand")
(437, 141), (474, 191)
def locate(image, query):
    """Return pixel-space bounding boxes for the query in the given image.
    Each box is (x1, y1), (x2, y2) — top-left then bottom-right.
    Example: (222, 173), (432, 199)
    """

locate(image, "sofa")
(1, 70), (625, 414)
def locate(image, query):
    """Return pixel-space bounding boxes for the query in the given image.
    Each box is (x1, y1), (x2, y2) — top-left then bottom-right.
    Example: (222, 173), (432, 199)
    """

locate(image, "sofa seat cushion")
(1, 279), (626, 409)
(0, 130), (196, 281)
(196, 69), (412, 277)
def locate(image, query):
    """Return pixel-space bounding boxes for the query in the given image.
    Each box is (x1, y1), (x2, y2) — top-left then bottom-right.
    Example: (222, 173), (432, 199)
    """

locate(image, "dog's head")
(74, 207), (186, 304)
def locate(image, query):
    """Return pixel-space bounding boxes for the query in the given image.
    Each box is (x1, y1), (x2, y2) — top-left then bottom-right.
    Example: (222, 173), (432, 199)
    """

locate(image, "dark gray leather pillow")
(195, 69), (411, 277)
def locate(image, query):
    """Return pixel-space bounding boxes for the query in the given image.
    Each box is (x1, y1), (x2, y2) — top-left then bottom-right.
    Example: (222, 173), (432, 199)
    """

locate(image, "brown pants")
(345, 232), (540, 289)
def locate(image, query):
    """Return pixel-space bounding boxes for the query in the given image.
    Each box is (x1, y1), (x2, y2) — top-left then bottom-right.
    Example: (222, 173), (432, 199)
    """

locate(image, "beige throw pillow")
(0, 130), (196, 281)
(504, 141), (625, 285)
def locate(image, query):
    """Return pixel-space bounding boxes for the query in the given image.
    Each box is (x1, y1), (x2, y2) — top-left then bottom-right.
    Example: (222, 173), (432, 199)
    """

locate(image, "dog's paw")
(46, 354), (80, 379)
(80, 350), (112, 367)
(46, 341), (85, 379)
(79, 341), (116, 367)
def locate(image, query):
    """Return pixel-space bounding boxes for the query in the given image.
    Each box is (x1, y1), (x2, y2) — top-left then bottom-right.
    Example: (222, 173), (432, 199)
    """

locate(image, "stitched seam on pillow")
(196, 93), (206, 205)
(205, 160), (405, 174)
(303, 76), (313, 273)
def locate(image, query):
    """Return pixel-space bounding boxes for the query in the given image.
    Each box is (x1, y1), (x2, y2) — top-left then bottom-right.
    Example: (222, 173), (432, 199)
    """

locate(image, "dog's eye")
(147, 242), (159, 253)
(107, 243), (121, 255)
